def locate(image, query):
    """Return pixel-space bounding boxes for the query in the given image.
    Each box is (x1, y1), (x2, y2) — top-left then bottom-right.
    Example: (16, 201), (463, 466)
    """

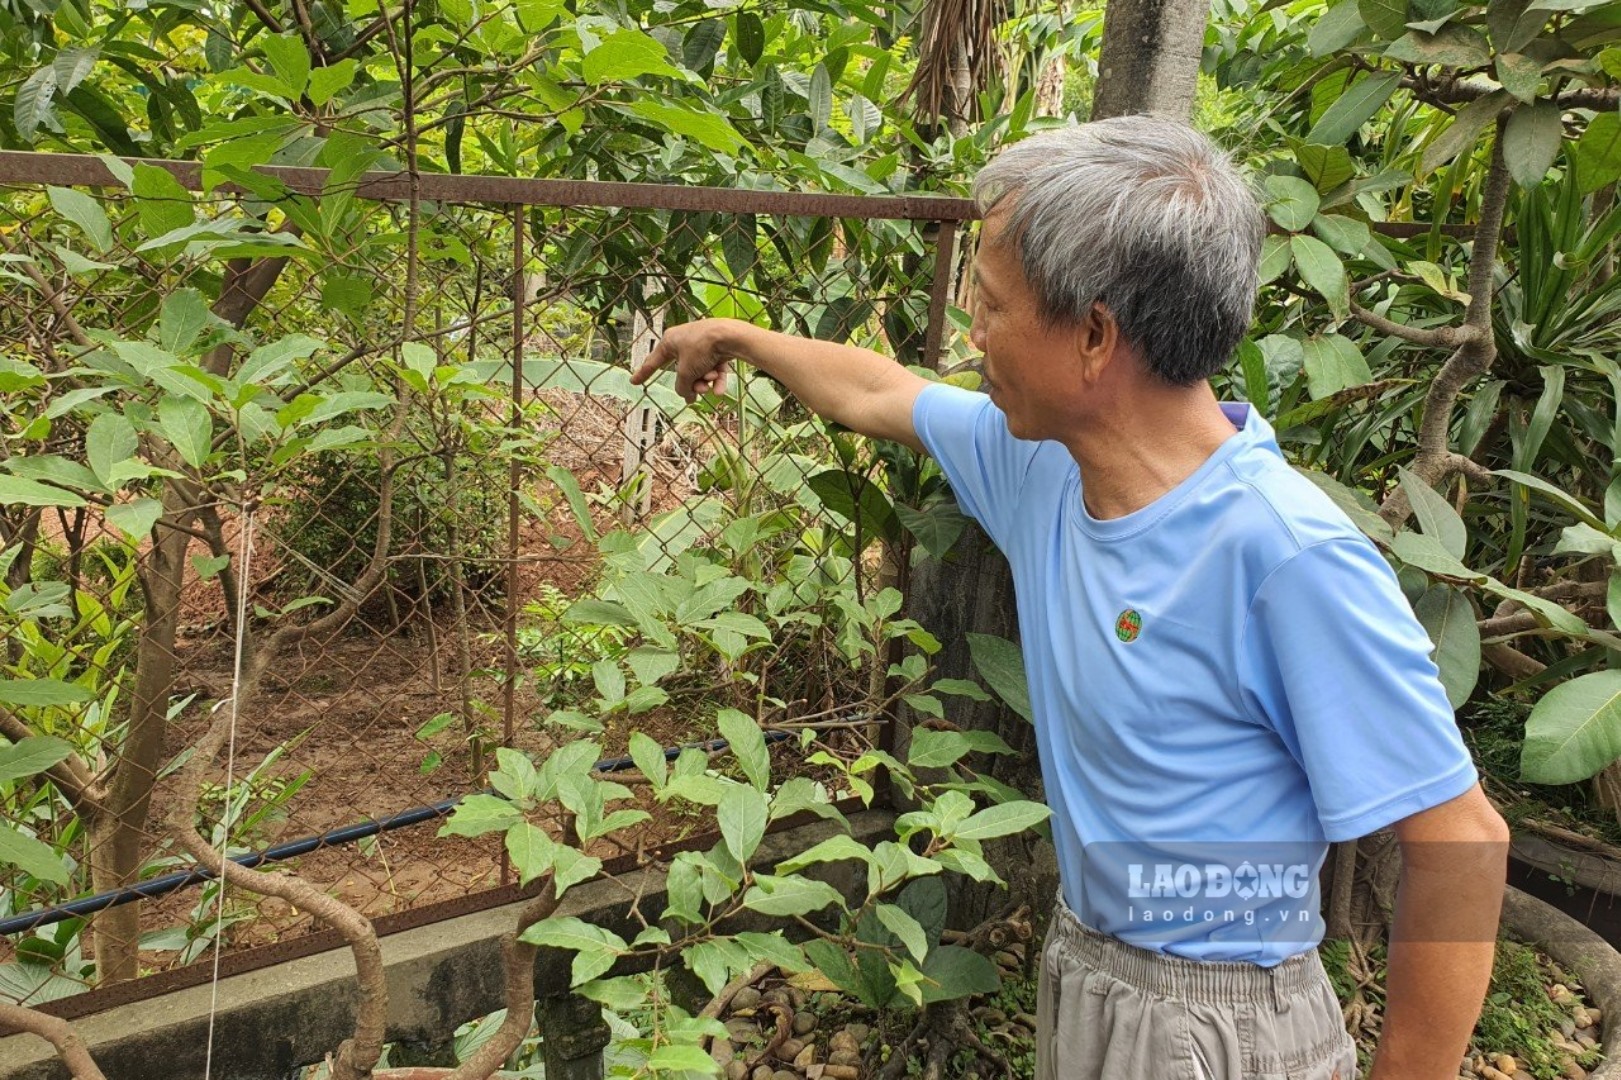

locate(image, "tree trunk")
(1091, 0), (1209, 121)
(86, 254), (292, 983)
(88, 494), (194, 983)
(903, 531), (1058, 927)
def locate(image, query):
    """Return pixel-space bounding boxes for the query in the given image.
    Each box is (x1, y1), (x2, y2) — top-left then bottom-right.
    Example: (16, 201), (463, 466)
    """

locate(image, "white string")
(202, 506), (254, 1080)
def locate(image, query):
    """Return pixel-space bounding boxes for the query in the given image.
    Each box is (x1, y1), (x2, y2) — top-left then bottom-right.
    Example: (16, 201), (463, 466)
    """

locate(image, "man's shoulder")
(1214, 441), (1377, 573)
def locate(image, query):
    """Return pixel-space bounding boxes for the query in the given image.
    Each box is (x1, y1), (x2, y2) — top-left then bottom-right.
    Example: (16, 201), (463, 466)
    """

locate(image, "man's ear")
(1073, 303), (1120, 383)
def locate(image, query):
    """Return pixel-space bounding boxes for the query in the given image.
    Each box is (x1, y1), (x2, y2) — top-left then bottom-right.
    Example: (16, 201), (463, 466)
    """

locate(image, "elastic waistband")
(1048, 900), (1324, 1007)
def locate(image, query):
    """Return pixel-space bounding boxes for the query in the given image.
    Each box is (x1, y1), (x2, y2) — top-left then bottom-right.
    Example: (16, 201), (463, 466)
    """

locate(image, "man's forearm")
(713, 320), (925, 444)
(1370, 846), (1506, 1078)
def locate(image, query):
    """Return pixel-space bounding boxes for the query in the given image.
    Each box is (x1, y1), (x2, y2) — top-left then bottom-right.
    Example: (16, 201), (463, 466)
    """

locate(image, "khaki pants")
(1037, 902), (1358, 1080)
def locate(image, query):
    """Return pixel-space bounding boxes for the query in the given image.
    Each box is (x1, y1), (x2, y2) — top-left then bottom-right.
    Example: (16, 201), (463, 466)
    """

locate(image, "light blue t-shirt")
(912, 384), (1478, 966)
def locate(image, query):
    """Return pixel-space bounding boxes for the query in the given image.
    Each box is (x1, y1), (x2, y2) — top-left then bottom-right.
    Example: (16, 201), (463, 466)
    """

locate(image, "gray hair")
(972, 116), (1263, 386)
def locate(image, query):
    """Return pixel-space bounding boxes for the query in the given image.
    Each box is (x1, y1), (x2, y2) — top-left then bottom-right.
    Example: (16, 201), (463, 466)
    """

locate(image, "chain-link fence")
(0, 151), (972, 1008)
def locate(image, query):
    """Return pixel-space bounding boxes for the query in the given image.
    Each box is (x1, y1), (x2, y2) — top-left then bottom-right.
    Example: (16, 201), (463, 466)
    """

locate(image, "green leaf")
(809, 63), (833, 130)
(308, 59), (358, 106)
(895, 501), (971, 557)
(646, 1045), (720, 1074)
(237, 334), (322, 386)
(1310, 214), (1372, 257)
(1398, 467), (1467, 559)
(132, 163), (195, 238)
(1264, 175), (1320, 232)
(803, 938), (863, 1000)
(1382, 24), (1491, 66)
(1503, 101), (1564, 188)
(0, 827), (68, 885)
(626, 99), (748, 156)
(1258, 234), (1292, 285)
(1296, 144), (1356, 194)
(775, 834), (876, 874)
(1414, 585), (1481, 710)
(718, 783), (768, 864)
(966, 633), (1032, 722)
(0, 679), (93, 707)
(907, 728), (1015, 769)
(47, 186), (112, 253)
(1421, 90), (1512, 174)
(105, 498), (164, 541)
(1575, 112), (1621, 194)
(52, 47), (99, 97)
(0, 737), (73, 786)
(0, 477), (85, 509)
(743, 873), (845, 917)
(15, 68), (57, 142)
(807, 469), (899, 546)
(920, 944), (1000, 1004)
(1310, 0), (1370, 54)
(718, 708), (770, 791)
(1360, 0), (1411, 36)
(1495, 470), (1608, 531)
(737, 11), (765, 64)
(877, 904), (928, 963)
(505, 822), (556, 886)
(1307, 71), (1400, 146)
(86, 413), (139, 489)
(733, 931), (808, 973)
(1290, 234), (1349, 319)
(518, 917), (627, 987)
(582, 29), (684, 85)
(1522, 670), (1621, 783)
(158, 396), (214, 471)
(931, 678), (992, 701)
(1495, 52), (1542, 102)
(1301, 334), (1372, 399)
(551, 846), (602, 898)
(546, 464), (598, 543)
(260, 33), (310, 97)
(896, 878), (949, 950)
(628, 731), (668, 790)
(439, 793), (524, 837)
(952, 800), (1052, 842)
(682, 19), (726, 71)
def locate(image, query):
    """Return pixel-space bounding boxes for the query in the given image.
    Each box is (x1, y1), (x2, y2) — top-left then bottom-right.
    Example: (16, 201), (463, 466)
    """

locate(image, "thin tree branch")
(239, 0), (285, 34)
(0, 1003), (108, 1079)
(1380, 120), (1511, 526)
(1348, 300), (1473, 349)
(163, 705), (385, 1080)
(444, 882), (561, 1080)
(1400, 73), (1619, 111)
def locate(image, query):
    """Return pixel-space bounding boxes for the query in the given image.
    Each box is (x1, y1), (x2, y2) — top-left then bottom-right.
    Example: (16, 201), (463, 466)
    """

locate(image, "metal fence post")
(539, 993), (611, 1080)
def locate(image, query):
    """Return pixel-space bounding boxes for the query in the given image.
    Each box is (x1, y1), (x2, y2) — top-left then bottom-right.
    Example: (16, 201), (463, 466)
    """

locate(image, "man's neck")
(1057, 384), (1241, 522)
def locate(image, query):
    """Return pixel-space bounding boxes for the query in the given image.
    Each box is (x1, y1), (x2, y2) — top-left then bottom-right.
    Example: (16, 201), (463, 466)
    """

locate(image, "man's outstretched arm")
(629, 317), (931, 452)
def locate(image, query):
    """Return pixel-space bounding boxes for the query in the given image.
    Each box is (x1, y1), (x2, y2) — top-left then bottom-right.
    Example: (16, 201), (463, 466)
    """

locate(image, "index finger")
(629, 337), (670, 386)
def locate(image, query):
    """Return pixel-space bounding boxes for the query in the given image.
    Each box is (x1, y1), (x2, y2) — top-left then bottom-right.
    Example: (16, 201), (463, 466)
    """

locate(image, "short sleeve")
(911, 384), (1041, 552)
(1237, 538), (1478, 841)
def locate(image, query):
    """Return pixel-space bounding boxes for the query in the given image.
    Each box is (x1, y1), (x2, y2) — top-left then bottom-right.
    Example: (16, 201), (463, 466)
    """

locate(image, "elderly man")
(632, 115), (1507, 1080)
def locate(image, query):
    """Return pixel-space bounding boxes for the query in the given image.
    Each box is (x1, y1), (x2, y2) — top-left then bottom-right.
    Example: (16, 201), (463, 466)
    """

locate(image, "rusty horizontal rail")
(0, 150), (979, 221)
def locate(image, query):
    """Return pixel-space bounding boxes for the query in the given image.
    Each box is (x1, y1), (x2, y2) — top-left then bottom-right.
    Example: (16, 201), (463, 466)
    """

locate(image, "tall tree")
(1091, 0), (1209, 119)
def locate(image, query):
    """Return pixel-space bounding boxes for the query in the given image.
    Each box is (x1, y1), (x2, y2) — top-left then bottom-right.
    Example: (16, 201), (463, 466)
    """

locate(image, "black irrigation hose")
(0, 730), (793, 938)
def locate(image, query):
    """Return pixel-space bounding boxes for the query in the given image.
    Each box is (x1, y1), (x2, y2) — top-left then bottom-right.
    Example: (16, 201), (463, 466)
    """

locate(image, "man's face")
(969, 213), (1082, 441)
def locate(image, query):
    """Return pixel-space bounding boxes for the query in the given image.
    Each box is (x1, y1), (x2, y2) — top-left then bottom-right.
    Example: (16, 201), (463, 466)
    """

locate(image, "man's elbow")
(1394, 786), (1511, 873)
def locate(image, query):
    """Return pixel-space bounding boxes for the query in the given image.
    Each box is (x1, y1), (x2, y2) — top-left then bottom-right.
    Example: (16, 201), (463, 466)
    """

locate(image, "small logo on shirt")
(1115, 608), (1142, 643)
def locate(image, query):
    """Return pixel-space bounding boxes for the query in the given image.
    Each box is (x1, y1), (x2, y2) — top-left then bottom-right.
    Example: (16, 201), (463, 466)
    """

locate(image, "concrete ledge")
(0, 810), (895, 1080)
